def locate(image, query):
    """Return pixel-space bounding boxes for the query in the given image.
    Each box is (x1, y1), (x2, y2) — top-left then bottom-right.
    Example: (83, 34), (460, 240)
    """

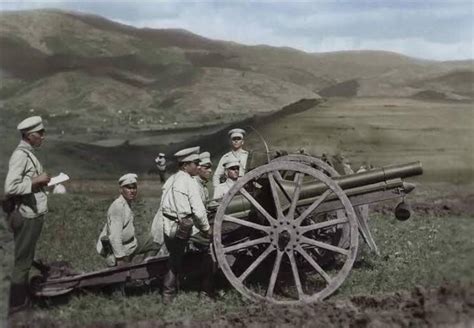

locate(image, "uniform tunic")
(4, 140), (48, 288)
(4, 140), (48, 219)
(213, 179), (236, 200)
(96, 195), (138, 259)
(212, 149), (248, 187)
(194, 175), (209, 204)
(151, 170), (210, 244)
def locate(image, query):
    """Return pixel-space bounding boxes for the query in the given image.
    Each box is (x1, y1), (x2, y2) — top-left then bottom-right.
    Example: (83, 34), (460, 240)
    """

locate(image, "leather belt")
(123, 236), (135, 245)
(163, 213), (192, 221)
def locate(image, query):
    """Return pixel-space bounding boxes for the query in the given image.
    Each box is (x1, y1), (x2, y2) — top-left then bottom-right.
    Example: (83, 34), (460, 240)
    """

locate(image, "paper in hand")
(48, 172), (70, 187)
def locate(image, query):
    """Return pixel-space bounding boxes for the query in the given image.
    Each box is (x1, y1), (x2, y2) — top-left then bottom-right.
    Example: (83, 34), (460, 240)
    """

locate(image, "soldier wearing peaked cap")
(96, 174), (161, 267)
(3, 116), (51, 313)
(213, 158), (240, 200)
(213, 128), (248, 188)
(194, 152), (212, 204)
(150, 146), (211, 303)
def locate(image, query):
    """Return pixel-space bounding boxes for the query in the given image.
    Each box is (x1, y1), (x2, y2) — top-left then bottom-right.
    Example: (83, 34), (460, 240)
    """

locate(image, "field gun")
(211, 155), (423, 305)
(31, 154), (423, 306)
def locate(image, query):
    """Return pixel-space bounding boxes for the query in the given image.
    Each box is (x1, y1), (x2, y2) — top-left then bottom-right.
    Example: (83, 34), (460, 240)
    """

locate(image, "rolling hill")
(0, 9), (472, 179)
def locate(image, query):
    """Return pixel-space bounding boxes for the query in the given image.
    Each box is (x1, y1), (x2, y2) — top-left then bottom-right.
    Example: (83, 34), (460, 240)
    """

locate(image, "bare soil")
(8, 282), (473, 327)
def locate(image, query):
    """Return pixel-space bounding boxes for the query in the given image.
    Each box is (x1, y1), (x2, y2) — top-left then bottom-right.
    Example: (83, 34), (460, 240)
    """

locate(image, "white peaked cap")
(228, 128), (246, 139)
(224, 158), (240, 169)
(119, 173), (138, 187)
(199, 151), (212, 165)
(174, 146), (200, 163)
(17, 116), (44, 133)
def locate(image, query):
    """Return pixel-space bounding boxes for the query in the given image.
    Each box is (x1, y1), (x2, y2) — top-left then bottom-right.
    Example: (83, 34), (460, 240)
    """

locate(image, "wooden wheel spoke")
(268, 172), (285, 220)
(238, 245), (274, 282)
(223, 236), (270, 253)
(300, 236), (349, 256)
(239, 188), (278, 226)
(299, 218), (348, 234)
(287, 172), (304, 220)
(295, 189), (333, 225)
(224, 215), (271, 233)
(274, 170), (284, 182)
(288, 251), (304, 300)
(266, 250), (283, 298)
(296, 246), (332, 284)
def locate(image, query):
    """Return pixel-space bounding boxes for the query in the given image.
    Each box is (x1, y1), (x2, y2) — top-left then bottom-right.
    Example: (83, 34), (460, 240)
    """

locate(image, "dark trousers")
(163, 235), (186, 297)
(9, 211), (44, 309)
(162, 233), (214, 297)
(190, 233), (214, 296)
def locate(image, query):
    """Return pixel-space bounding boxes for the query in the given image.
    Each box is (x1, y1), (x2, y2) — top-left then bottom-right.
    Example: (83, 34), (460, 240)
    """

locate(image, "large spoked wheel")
(213, 161), (359, 305)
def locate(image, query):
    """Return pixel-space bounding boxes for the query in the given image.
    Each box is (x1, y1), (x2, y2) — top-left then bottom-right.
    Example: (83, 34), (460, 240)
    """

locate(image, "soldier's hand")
(32, 173), (51, 188)
(201, 229), (212, 240)
(116, 257), (128, 266)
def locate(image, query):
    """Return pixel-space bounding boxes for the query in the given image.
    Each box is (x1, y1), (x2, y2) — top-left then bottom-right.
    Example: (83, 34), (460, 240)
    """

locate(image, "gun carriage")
(31, 154), (422, 305)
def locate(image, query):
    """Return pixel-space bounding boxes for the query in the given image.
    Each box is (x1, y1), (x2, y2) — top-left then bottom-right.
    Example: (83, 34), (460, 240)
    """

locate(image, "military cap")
(228, 128), (246, 139)
(199, 151), (212, 166)
(158, 153), (165, 157)
(224, 158), (240, 169)
(17, 116), (44, 134)
(174, 146), (200, 163)
(119, 173), (138, 187)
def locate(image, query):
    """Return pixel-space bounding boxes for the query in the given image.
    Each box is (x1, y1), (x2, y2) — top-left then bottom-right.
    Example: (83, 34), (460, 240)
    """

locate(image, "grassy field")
(1, 191), (473, 325)
(245, 97), (474, 183)
(1, 97), (473, 325)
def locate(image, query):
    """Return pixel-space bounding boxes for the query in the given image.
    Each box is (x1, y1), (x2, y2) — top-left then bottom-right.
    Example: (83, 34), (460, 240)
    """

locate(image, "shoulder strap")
(18, 149), (40, 175)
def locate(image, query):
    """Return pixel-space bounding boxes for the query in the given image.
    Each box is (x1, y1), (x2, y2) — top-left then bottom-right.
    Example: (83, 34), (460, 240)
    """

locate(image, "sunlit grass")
(1, 193), (473, 325)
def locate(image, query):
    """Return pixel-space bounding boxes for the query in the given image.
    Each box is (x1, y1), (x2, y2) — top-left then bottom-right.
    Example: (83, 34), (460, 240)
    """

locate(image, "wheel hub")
(277, 229), (291, 251)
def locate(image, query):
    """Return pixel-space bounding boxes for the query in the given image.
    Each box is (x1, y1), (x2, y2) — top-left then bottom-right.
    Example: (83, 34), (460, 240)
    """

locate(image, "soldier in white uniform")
(152, 147), (211, 303)
(212, 128), (248, 188)
(96, 174), (160, 267)
(213, 158), (241, 200)
(4, 116), (51, 313)
(194, 151), (212, 204)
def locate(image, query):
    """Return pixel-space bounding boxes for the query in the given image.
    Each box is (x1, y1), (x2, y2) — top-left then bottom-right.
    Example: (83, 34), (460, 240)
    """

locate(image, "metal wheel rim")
(213, 161), (359, 305)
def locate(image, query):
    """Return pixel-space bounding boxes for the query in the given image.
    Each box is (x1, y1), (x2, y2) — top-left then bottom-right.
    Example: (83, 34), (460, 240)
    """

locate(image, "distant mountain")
(1, 9), (472, 141)
(0, 9), (473, 179)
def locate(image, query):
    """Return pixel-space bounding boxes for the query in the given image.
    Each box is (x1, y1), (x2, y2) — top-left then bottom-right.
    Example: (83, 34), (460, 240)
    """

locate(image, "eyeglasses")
(228, 166), (240, 171)
(231, 137), (243, 141)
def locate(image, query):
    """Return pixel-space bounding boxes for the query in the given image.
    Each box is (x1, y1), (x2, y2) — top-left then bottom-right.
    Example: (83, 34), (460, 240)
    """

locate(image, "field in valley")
(1, 97), (473, 327)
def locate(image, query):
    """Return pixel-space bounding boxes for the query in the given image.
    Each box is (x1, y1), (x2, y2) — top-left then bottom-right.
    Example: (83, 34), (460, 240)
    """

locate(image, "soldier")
(4, 116), (51, 313)
(213, 158), (241, 200)
(154, 153), (167, 182)
(194, 151), (212, 204)
(151, 147), (211, 303)
(212, 128), (248, 188)
(96, 173), (160, 267)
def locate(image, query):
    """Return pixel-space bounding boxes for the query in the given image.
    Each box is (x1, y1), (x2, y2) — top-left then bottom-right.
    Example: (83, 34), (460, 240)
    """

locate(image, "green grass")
(1, 193), (472, 324)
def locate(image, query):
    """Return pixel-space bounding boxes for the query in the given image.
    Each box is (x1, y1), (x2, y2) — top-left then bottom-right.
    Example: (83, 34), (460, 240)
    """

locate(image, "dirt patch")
(374, 191), (474, 218)
(8, 282), (474, 327)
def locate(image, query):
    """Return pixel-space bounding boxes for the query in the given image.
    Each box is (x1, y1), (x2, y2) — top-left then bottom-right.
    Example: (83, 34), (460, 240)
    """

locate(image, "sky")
(1, 0), (473, 61)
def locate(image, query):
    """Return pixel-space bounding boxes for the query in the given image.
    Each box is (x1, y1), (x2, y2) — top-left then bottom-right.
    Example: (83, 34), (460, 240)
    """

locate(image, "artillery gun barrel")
(299, 161), (422, 200)
(222, 161), (422, 216)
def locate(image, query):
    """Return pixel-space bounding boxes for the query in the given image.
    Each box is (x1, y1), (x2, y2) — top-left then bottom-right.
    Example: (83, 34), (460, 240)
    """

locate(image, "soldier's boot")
(199, 256), (215, 300)
(162, 270), (177, 304)
(8, 283), (30, 315)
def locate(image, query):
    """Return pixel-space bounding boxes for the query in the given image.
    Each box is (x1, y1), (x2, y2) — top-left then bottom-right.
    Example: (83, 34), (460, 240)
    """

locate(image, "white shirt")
(213, 149), (248, 187)
(153, 170), (210, 240)
(213, 179), (236, 200)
